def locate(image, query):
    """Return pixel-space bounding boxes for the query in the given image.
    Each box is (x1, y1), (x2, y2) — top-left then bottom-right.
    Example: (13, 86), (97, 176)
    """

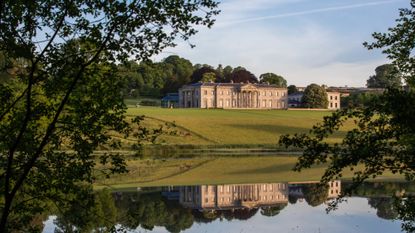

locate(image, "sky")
(154, 0), (411, 87)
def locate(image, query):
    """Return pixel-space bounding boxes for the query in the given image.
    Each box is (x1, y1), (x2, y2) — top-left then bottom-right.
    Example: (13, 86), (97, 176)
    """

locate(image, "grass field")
(125, 107), (355, 145)
(95, 156), (402, 189)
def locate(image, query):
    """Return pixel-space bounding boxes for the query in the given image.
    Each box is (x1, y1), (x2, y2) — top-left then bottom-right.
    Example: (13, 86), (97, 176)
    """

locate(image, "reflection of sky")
(43, 197), (402, 233)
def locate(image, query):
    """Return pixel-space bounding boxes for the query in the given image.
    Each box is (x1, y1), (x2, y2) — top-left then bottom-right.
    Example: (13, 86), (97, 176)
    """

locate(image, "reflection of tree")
(368, 197), (398, 220)
(116, 192), (193, 233)
(232, 208), (259, 220)
(288, 195), (299, 204)
(260, 203), (288, 217)
(193, 208), (260, 223)
(303, 184), (329, 207)
(396, 196), (415, 233)
(54, 189), (118, 233)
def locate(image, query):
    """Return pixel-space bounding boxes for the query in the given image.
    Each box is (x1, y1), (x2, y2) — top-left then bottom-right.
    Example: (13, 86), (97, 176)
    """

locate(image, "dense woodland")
(117, 55), (287, 98)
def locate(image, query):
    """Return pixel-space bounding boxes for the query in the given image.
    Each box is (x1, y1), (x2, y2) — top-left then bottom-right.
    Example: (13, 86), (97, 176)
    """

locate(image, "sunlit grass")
(95, 156), (403, 189)
(125, 107), (355, 145)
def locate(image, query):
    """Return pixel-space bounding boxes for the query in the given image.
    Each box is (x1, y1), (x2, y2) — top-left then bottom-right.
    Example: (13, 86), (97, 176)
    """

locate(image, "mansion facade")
(178, 82), (288, 109)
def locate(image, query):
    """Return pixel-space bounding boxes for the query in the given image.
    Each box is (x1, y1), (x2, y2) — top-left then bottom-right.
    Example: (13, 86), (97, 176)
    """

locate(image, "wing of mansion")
(178, 82), (288, 109)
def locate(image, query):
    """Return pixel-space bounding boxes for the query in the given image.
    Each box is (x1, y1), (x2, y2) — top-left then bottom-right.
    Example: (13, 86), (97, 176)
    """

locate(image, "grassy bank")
(95, 156), (402, 189)
(125, 107), (355, 146)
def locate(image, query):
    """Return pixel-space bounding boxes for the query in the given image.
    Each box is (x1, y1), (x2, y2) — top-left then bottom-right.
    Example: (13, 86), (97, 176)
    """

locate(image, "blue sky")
(154, 0), (410, 87)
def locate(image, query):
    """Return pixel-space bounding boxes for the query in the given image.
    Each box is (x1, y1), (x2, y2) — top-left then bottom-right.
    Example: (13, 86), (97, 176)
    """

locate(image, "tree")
(260, 203), (287, 216)
(287, 85), (298, 95)
(366, 64), (402, 88)
(259, 73), (287, 87)
(302, 184), (329, 207)
(162, 55), (194, 93)
(201, 72), (217, 83)
(340, 91), (381, 109)
(279, 1), (415, 222)
(301, 84), (328, 108)
(223, 65), (233, 81)
(0, 1), (219, 231)
(189, 66), (218, 83)
(228, 69), (258, 83)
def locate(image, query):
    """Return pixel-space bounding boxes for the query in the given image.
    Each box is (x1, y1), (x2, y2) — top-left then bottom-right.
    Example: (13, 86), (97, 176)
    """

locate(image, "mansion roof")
(181, 82), (286, 89)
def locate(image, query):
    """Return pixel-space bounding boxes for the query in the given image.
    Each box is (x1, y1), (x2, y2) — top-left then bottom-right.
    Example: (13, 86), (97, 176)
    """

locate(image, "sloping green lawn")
(126, 107), (354, 145)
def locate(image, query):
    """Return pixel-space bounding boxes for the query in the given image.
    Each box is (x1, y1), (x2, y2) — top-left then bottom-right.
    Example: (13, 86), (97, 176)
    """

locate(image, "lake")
(41, 180), (414, 233)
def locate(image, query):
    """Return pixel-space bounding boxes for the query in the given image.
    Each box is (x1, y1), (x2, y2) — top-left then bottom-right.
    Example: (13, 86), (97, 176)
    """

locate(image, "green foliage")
(259, 73), (287, 87)
(0, 0), (219, 231)
(287, 85), (298, 95)
(161, 55), (194, 94)
(189, 66), (218, 83)
(366, 64), (402, 88)
(116, 192), (194, 233)
(368, 197), (399, 220)
(260, 203), (287, 216)
(201, 72), (217, 83)
(302, 183), (329, 207)
(341, 91), (381, 109)
(54, 188), (118, 233)
(228, 69), (258, 83)
(301, 84), (328, 108)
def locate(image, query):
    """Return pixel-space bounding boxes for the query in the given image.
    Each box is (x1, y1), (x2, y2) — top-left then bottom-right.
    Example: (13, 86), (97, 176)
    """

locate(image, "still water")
(42, 181), (414, 233)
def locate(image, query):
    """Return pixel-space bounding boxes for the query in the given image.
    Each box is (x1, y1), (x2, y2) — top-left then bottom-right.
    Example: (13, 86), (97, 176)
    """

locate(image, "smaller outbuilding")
(161, 93), (179, 108)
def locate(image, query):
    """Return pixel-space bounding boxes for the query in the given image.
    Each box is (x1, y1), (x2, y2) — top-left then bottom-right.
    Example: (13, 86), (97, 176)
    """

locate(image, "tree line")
(117, 55), (288, 98)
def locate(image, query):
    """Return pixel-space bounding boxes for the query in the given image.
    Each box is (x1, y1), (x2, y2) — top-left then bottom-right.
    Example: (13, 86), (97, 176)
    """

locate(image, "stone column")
(184, 91), (187, 108)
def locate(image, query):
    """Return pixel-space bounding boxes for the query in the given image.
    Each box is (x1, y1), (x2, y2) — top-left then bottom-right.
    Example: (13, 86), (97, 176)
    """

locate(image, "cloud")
(152, 0), (403, 87)
(217, 0), (402, 27)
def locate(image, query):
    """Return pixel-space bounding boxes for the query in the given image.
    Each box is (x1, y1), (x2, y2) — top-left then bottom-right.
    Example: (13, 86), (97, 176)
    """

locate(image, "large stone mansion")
(178, 82), (288, 109)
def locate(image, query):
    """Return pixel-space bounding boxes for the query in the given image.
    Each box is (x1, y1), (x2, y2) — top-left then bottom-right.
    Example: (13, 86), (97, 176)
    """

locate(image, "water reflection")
(44, 181), (415, 233)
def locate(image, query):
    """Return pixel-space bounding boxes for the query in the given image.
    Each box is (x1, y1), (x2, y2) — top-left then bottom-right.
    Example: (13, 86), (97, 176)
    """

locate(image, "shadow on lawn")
(225, 123), (310, 134)
(226, 163), (295, 175)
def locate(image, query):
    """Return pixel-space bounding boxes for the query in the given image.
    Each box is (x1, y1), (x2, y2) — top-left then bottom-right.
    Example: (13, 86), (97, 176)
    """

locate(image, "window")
(276, 92), (279, 96)
(330, 103), (333, 108)
(335, 96), (338, 100)
(204, 90), (207, 95)
(211, 90), (214, 95)
(195, 90), (199, 96)
(330, 96), (333, 100)
(335, 103), (338, 108)
(220, 91), (223, 95)
(227, 90), (230, 95)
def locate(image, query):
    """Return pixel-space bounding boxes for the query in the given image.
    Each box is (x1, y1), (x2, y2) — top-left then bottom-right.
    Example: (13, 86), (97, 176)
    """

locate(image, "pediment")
(240, 83), (257, 91)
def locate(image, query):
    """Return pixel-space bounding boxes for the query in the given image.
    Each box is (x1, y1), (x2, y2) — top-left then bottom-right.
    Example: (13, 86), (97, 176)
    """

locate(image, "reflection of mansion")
(288, 180), (342, 199)
(179, 183), (288, 210)
(178, 82), (288, 109)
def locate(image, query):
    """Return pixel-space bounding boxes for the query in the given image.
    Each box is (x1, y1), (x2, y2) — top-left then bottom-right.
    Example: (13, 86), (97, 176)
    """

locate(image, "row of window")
(329, 95), (339, 100)
(203, 194), (287, 203)
(329, 102), (339, 108)
(188, 90), (287, 97)
(208, 99), (286, 108)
